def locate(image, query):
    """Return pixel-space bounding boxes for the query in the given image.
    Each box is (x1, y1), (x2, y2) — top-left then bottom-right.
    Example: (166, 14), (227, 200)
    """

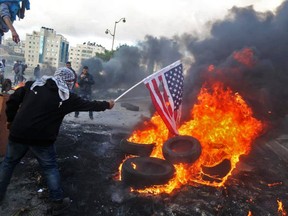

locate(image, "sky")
(12, 0), (285, 50)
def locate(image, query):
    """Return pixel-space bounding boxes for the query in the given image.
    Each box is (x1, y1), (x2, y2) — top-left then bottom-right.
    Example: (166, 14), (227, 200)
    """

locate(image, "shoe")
(50, 197), (71, 215)
(74, 115), (78, 118)
(89, 116), (93, 120)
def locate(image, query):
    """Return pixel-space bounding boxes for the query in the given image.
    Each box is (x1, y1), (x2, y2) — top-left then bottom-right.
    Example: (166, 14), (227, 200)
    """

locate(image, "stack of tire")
(120, 135), (202, 188)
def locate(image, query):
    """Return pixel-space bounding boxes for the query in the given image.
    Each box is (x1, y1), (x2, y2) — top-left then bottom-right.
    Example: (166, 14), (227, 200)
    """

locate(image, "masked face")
(54, 67), (75, 91)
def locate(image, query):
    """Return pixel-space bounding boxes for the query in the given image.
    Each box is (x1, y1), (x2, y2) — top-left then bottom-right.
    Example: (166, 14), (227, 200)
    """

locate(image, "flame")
(247, 211), (253, 216)
(121, 82), (264, 194)
(278, 199), (287, 216)
(233, 48), (256, 68)
(131, 162), (137, 169)
(12, 81), (25, 90)
(268, 182), (283, 187)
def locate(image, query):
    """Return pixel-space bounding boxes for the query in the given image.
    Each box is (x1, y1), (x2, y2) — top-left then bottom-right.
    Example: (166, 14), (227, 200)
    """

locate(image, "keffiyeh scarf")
(30, 67), (75, 101)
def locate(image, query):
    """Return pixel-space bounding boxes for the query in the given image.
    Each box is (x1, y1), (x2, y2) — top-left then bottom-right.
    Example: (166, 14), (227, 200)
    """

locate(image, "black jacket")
(77, 72), (94, 96)
(6, 79), (110, 146)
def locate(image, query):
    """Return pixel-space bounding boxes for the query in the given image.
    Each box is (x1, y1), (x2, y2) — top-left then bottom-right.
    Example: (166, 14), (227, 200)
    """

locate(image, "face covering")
(30, 67), (75, 101)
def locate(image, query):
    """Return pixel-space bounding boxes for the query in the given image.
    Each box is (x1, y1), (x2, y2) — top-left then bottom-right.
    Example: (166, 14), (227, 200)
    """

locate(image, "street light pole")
(105, 17), (126, 51)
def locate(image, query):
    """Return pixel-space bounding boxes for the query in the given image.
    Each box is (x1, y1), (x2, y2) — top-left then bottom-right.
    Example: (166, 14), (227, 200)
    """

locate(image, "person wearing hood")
(0, 67), (114, 214)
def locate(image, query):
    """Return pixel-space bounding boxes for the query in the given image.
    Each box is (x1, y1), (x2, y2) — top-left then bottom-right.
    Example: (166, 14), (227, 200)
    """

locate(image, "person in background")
(0, 0), (30, 44)
(74, 66), (95, 119)
(0, 67), (114, 215)
(13, 60), (26, 83)
(1, 78), (12, 93)
(65, 61), (76, 83)
(17, 61), (27, 82)
(12, 60), (20, 85)
(33, 64), (40, 80)
(0, 59), (5, 87)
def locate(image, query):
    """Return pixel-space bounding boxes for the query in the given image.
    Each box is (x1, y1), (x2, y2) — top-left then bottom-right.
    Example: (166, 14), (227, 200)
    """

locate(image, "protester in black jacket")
(0, 67), (114, 214)
(75, 65), (95, 119)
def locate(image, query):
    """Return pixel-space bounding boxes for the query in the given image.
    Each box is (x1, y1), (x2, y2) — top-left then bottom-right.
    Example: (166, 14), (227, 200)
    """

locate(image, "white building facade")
(68, 42), (105, 72)
(24, 27), (69, 68)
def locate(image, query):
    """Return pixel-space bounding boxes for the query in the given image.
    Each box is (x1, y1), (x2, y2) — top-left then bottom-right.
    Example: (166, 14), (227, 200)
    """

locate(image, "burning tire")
(120, 139), (155, 157)
(202, 158), (231, 181)
(162, 135), (202, 164)
(121, 157), (175, 188)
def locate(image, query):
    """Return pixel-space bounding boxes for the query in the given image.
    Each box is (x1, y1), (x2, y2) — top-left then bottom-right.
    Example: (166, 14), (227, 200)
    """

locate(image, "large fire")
(122, 81), (264, 194)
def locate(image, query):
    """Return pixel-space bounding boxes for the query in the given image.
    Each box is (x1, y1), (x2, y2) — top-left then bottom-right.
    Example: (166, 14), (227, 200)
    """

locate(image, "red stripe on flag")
(145, 79), (178, 134)
(143, 60), (183, 135)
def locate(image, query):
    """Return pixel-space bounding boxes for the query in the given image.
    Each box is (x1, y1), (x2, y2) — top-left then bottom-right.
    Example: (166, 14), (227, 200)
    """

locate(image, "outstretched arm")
(3, 16), (20, 43)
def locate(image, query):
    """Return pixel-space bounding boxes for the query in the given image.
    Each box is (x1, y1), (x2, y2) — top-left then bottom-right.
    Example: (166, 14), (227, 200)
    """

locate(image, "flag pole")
(114, 79), (145, 102)
(114, 68), (159, 102)
(114, 60), (181, 102)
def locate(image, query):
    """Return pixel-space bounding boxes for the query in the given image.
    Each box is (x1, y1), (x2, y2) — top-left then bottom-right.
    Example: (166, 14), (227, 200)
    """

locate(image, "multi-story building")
(24, 27), (69, 69)
(68, 42), (105, 72)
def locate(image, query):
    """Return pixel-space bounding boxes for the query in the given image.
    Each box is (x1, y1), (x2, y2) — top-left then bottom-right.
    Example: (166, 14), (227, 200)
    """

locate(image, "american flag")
(144, 60), (184, 135)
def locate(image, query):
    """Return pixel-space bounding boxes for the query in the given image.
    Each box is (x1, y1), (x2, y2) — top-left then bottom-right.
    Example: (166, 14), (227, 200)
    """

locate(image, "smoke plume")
(180, 1), (288, 126)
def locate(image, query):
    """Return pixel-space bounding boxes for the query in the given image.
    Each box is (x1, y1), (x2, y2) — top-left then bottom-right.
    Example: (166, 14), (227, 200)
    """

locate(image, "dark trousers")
(0, 140), (63, 201)
(75, 110), (93, 118)
(74, 94), (93, 118)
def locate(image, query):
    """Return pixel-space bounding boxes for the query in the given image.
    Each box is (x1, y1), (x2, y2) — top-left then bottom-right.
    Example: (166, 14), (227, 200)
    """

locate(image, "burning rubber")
(121, 157), (175, 188)
(201, 158), (232, 182)
(162, 135), (202, 164)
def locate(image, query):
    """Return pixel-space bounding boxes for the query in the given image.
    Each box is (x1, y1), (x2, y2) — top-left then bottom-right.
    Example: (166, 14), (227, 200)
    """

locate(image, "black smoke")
(180, 1), (288, 128)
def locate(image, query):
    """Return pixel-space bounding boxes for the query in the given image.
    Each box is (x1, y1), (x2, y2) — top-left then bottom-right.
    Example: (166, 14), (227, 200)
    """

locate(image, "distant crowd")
(0, 59), (41, 93)
(12, 60), (28, 85)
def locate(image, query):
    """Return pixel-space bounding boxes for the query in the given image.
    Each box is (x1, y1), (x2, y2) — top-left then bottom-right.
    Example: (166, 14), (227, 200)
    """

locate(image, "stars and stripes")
(144, 60), (184, 135)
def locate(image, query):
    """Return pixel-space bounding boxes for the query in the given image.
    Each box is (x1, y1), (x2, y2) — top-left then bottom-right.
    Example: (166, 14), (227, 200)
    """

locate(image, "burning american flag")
(144, 60), (184, 135)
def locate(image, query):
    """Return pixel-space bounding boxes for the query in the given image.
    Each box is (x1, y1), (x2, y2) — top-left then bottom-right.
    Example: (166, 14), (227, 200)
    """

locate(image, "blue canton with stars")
(164, 64), (184, 110)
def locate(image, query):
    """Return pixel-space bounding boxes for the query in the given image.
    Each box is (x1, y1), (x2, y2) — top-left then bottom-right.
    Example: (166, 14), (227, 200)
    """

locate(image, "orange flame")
(278, 199), (287, 216)
(12, 81), (25, 90)
(121, 82), (264, 194)
(268, 182), (283, 187)
(131, 162), (137, 169)
(247, 211), (253, 216)
(233, 48), (256, 68)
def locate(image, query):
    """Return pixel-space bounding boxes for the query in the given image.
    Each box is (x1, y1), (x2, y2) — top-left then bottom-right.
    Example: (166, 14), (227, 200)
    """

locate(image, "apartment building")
(68, 42), (105, 72)
(24, 27), (69, 68)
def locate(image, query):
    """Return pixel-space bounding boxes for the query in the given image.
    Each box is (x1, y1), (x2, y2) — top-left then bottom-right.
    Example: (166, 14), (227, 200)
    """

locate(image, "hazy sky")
(12, 0), (284, 49)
